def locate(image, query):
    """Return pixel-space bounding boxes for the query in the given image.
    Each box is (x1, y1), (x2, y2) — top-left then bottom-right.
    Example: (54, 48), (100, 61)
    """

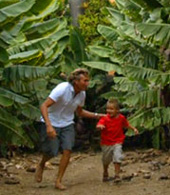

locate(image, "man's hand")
(96, 124), (105, 130)
(46, 126), (57, 139)
(94, 113), (106, 119)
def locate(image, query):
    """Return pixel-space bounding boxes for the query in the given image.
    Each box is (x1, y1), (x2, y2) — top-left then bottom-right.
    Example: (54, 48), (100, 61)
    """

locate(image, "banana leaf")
(0, 107), (34, 147)
(137, 23), (170, 46)
(3, 65), (54, 81)
(0, 95), (13, 107)
(83, 61), (122, 74)
(97, 25), (119, 42)
(0, 0), (35, 25)
(21, 104), (41, 120)
(0, 87), (29, 104)
(124, 65), (160, 80)
(69, 27), (87, 63)
(0, 0), (19, 9)
(0, 46), (8, 63)
(88, 46), (113, 58)
(9, 49), (42, 63)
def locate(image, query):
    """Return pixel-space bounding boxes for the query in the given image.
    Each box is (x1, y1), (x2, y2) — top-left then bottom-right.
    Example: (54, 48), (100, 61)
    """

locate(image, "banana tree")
(0, 0), (90, 154)
(0, 0), (71, 152)
(83, 0), (170, 149)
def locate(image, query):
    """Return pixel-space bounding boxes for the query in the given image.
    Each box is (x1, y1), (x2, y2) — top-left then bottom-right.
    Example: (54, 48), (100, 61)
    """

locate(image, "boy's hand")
(96, 124), (105, 130)
(134, 128), (139, 135)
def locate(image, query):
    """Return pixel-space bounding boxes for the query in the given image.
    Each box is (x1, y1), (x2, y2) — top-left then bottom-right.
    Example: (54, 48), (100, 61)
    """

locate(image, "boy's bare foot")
(103, 173), (114, 182)
(114, 175), (121, 183)
(103, 176), (114, 182)
(35, 164), (44, 182)
(55, 182), (67, 190)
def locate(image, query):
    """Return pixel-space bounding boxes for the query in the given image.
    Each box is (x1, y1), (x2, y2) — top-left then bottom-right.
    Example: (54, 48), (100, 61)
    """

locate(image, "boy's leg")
(102, 146), (113, 182)
(114, 162), (121, 177)
(113, 144), (124, 182)
(103, 164), (109, 181)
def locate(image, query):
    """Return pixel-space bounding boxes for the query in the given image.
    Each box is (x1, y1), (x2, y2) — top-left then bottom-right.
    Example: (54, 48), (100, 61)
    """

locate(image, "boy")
(96, 98), (139, 182)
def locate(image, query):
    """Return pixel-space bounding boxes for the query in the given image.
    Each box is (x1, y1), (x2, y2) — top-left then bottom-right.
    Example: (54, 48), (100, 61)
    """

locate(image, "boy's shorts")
(38, 122), (75, 157)
(101, 144), (124, 165)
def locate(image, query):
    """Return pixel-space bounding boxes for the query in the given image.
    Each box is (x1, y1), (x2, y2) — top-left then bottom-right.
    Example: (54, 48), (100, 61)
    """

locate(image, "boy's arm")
(96, 116), (106, 130)
(128, 124), (139, 135)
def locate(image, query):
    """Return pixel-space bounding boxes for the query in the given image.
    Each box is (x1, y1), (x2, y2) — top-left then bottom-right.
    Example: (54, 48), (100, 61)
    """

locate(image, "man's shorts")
(38, 122), (75, 157)
(101, 144), (124, 165)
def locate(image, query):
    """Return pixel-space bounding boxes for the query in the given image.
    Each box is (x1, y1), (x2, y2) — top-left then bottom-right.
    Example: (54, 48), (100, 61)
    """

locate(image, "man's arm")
(40, 97), (57, 138)
(76, 106), (105, 119)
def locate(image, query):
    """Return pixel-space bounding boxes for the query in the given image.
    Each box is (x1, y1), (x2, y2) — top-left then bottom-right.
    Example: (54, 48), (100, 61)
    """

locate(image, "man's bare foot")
(35, 164), (44, 182)
(55, 182), (67, 190)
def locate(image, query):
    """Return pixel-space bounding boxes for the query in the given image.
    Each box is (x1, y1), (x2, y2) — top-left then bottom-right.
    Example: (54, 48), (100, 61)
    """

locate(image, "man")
(35, 68), (103, 190)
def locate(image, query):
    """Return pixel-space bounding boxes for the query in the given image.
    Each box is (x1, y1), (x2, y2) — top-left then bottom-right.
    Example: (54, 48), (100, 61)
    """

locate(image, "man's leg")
(55, 150), (71, 190)
(35, 154), (52, 182)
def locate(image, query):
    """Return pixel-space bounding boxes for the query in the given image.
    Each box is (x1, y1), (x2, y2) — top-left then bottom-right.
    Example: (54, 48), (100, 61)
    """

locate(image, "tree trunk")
(69, 0), (86, 26)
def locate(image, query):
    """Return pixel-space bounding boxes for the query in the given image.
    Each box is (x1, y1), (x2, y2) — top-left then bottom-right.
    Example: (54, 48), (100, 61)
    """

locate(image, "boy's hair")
(107, 98), (120, 110)
(68, 68), (89, 84)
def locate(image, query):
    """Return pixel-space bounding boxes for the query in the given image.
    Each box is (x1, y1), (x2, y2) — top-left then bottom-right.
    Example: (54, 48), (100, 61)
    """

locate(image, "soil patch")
(0, 149), (170, 195)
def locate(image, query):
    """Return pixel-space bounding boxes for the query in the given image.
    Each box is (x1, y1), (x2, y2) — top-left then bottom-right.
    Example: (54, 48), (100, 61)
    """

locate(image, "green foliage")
(0, 0), (71, 154)
(69, 27), (87, 63)
(78, 0), (111, 44)
(0, 0), (91, 155)
(83, 0), (170, 149)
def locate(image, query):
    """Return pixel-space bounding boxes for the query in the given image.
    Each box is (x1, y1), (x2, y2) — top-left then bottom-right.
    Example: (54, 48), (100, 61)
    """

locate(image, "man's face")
(74, 74), (89, 92)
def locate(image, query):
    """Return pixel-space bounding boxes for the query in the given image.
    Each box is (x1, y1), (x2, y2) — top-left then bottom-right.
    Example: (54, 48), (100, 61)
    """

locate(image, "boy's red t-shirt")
(97, 114), (129, 145)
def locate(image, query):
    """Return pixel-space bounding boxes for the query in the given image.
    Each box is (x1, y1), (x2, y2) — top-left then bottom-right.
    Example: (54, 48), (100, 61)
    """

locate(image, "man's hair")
(107, 98), (119, 110)
(68, 68), (89, 84)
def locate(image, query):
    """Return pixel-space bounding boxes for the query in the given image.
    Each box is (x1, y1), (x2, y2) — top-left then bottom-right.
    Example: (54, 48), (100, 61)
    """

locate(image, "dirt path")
(0, 149), (170, 195)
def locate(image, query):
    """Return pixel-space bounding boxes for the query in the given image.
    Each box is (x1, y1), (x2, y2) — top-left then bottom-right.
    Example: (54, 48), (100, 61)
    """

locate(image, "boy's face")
(106, 103), (119, 117)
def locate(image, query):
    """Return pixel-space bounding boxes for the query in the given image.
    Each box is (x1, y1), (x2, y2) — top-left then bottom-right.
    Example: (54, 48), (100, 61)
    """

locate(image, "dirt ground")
(0, 148), (170, 195)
